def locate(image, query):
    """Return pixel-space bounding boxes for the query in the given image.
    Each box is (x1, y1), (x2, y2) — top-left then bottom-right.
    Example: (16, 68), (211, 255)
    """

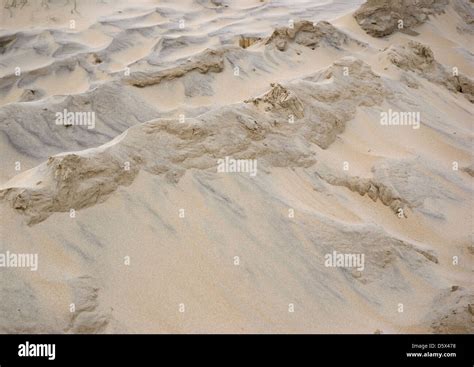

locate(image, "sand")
(0, 0), (472, 333)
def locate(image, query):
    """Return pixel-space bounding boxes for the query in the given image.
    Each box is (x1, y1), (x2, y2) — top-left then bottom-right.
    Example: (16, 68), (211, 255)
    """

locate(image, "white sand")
(0, 0), (472, 333)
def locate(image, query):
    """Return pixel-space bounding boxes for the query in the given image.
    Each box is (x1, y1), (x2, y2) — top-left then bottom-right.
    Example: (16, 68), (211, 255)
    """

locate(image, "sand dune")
(0, 0), (472, 333)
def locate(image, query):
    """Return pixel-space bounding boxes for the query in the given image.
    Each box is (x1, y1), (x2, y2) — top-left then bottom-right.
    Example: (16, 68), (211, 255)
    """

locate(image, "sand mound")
(65, 276), (112, 333)
(124, 48), (226, 88)
(316, 168), (407, 216)
(452, 0), (474, 34)
(247, 57), (386, 148)
(354, 0), (449, 37)
(0, 56), (390, 224)
(428, 287), (474, 333)
(0, 82), (159, 159)
(384, 40), (474, 102)
(316, 157), (471, 220)
(1, 272), (116, 333)
(354, 0), (474, 37)
(245, 83), (305, 118)
(1, 151), (137, 225)
(266, 20), (367, 51)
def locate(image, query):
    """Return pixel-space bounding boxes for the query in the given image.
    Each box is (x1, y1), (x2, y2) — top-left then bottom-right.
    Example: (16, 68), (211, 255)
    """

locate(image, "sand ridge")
(0, 0), (473, 334)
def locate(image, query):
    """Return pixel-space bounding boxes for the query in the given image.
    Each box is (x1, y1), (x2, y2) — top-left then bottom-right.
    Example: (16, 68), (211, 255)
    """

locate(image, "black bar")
(0, 334), (472, 366)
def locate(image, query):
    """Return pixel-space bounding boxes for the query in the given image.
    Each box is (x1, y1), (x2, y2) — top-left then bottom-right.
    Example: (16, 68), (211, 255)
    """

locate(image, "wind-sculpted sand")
(0, 0), (472, 334)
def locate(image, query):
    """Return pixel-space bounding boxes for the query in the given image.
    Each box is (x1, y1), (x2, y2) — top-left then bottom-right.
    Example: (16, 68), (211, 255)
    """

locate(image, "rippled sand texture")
(0, 0), (473, 333)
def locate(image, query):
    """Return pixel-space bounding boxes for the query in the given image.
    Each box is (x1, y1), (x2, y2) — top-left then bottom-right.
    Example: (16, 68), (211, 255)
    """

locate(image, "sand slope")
(0, 0), (473, 333)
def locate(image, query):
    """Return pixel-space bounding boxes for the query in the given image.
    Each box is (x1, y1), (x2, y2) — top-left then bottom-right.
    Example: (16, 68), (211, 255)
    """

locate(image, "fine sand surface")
(0, 0), (473, 333)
